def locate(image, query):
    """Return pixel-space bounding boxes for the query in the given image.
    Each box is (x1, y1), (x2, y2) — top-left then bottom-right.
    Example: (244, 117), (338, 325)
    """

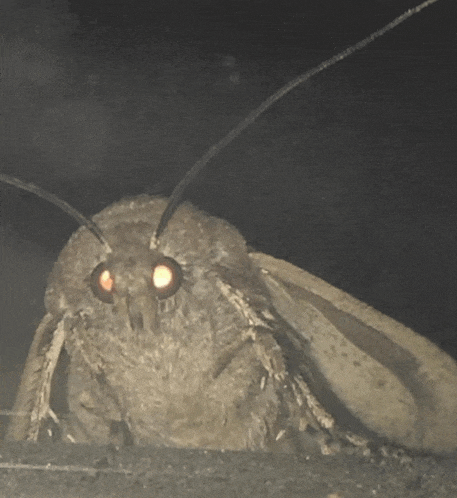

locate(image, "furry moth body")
(6, 196), (457, 453)
(7, 196), (338, 452)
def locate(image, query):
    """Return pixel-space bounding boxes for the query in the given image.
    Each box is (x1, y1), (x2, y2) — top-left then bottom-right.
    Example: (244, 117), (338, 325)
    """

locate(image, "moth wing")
(6, 313), (65, 441)
(250, 252), (457, 453)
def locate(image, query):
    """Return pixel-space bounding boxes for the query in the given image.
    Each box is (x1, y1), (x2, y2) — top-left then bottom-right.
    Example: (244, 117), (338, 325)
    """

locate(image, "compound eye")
(91, 263), (115, 303)
(152, 257), (182, 299)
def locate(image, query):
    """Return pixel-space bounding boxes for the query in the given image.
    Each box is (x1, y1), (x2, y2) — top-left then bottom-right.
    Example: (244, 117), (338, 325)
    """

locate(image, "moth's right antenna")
(0, 174), (112, 252)
(152, 0), (440, 245)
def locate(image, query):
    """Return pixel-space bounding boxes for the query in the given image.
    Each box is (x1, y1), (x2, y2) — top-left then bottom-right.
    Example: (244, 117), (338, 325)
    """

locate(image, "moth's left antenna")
(0, 174), (112, 252)
(153, 0), (440, 244)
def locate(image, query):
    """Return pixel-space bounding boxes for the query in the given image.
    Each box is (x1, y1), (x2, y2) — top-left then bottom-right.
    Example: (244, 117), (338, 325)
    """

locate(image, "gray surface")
(0, 442), (456, 498)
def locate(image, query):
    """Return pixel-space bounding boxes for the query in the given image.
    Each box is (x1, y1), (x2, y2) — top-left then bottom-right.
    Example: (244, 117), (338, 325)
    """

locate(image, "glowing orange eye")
(90, 263), (115, 303)
(153, 265), (173, 289)
(151, 257), (182, 299)
(99, 269), (114, 292)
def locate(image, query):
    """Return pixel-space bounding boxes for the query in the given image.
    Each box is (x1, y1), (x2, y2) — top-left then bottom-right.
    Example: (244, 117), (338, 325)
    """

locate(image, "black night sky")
(69, 0), (455, 51)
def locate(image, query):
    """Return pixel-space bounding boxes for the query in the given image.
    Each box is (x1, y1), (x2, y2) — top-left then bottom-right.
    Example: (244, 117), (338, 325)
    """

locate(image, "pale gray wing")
(6, 312), (65, 441)
(250, 252), (457, 453)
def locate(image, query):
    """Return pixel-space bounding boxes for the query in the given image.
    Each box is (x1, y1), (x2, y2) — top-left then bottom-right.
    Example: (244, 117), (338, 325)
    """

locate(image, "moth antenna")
(0, 173), (112, 253)
(152, 0), (439, 244)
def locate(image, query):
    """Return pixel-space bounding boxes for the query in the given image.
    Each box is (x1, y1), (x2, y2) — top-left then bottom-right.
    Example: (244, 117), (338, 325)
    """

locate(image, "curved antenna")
(153, 0), (439, 243)
(0, 174), (112, 253)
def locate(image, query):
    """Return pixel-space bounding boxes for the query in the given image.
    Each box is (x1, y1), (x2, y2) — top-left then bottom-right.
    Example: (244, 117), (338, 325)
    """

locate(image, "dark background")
(65, 0), (457, 50)
(1, 0), (456, 411)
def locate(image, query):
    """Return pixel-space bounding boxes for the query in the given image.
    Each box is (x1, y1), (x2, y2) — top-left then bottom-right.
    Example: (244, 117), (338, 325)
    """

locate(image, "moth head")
(38, 194), (254, 345)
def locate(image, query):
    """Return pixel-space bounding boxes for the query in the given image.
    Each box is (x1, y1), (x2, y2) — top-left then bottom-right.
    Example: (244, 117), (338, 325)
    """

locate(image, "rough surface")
(0, 442), (456, 498)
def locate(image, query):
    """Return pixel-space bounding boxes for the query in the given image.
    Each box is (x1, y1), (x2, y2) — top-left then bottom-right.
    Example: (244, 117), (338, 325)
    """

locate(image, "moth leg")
(243, 327), (287, 381)
(216, 277), (319, 450)
(243, 328), (338, 454)
(6, 313), (65, 441)
(244, 326), (361, 454)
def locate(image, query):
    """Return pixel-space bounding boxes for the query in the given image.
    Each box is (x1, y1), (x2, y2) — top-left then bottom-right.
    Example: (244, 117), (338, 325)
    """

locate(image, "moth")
(2, 0), (457, 455)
